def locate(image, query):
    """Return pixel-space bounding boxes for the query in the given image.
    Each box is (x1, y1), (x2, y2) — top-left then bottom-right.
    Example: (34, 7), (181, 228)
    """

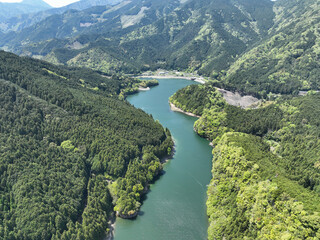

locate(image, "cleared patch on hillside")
(121, 6), (149, 28)
(217, 88), (260, 108)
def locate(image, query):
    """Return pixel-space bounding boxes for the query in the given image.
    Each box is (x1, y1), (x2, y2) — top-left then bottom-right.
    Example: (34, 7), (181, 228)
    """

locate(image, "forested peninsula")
(0, 51), (172, 239)
(1, 0), (320, 238)
(170, 83), (320, 239)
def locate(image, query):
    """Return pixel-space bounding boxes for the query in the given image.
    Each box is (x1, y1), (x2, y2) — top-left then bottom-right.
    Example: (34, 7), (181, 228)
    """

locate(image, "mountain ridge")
(217, 0), (320, 97)
(0, 0), (124, 33)
(0, 0), (275, 77)
(0, 0), (51, 21)
(2, 0), (319, 97)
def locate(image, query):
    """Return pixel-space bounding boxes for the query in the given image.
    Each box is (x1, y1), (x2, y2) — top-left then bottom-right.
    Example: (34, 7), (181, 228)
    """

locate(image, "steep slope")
(0, 0), (275, 75)
(0, 0), (51, 21)
(78, 0), (271, 75)
(124, 0), (275, 75)
(77, 0), (273, 75)
(219, 0), (320, 97)
(0, 0), (181, 50)
(0, 51), (172, 239)
(207, 132), (320, 239)
(170, 83), (320, 239)
(0, 0), (123, 33)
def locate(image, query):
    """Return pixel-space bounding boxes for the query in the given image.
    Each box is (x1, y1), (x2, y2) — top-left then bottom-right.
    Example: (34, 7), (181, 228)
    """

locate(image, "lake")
(114, 78), (212, 240)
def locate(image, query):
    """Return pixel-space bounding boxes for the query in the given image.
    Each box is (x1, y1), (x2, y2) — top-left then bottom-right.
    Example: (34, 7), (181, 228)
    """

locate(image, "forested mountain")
(166, 1), (320, 238)
(0, 0), (123, 33)
(0, 0), (51, 21)
(0, 0), (275, 75)
(170, 83), (320, 239)
(0, 0), (182, 48)
(1, 0), (320, 239)
(218, 0), (320, 97)
(1, 0), (319, 96)
(0, 51), (173, 239)
(120, 0), (274, 75)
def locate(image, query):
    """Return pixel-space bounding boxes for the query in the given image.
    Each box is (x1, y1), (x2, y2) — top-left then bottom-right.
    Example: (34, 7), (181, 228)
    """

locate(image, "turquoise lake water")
(114, 78), (213, 240)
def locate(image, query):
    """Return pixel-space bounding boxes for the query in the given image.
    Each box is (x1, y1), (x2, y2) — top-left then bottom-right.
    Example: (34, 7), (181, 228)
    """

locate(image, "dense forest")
(1, 0), (319, 238)
(0, 0), (275, 77)
(170, 83), (320, 239)
(1, 0), (319, 97)
(0, 51), (172, 239)
(217, 0), (320, 97)
(207, 133), (320, 239)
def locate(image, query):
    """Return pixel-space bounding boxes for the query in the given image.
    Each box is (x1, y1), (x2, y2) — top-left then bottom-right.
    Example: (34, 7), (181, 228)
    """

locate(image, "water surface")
(114, 78), (212, 240)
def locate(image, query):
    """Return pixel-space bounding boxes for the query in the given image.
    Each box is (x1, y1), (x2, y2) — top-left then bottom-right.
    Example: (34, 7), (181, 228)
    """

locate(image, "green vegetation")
(1, 0), (320, 238)
(219, 0), (320, 97)
(0, 0), (275, 76)
(207, 133), (320, 239)
(0, 51), (172, 239)
(171, 83), (283, 139)
(2, 0), (319, 96)
(110, 130), (172, 218)
(171, 83), (320, 239)
(139, 79), (158, 88)
(169, 84), (215, 116)
(119, 79), (159, 99)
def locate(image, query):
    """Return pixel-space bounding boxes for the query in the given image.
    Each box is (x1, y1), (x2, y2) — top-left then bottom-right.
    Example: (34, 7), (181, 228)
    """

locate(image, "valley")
(0, 0), (320, 239)
(170, 83), (320, 239)
(114, 78), (212, 240)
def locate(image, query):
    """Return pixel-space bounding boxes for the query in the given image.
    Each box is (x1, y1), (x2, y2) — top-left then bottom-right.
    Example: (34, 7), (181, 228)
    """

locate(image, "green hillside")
(219, 0), (320, 97)
(207, 132), (320, 239)
(1, 0), (319, 96)
(68, 0), (272, 75)
(0, 0), (51, 21)
(170, 83), (320, 239)
(1, 0), (320, 238)
(0, 51), (172, 239)
(0, 0), (275, 75)
(0, 0), (181, 52)
(0, 0), (123, 33)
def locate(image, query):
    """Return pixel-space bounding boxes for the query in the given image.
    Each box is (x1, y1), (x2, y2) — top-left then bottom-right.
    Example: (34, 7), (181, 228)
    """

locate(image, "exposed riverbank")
(137, 75), (206, 84)
(138, 86), (150, 91)
(105, 213), (116, 240)
(138, 75), (261, 108)
(169, 102), (201, 118)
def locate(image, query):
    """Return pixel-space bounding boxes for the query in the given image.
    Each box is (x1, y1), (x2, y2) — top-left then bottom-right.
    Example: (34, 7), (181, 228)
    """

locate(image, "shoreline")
(169, 102), (201, 118)
(136, 75), (206, 84)
(106, 141), (176, 240)
(138, 86), (150, 91)
(105, 213), (116, 240)
(137, 75), (260, 109)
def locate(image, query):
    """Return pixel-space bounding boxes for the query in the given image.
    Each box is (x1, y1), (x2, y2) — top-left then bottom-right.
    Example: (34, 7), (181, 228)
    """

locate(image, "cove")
(113, 78), (213, 240)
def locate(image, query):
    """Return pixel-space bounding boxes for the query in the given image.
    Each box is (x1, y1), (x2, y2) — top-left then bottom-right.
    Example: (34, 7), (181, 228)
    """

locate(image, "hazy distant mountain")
(0, 0), (51, 21)
(0, 0), (182, 49)
(3, 0), (319, 96)
(0, 0), (123, 32)
(0, 0), (275, 76)
(59, 0), (124, 11)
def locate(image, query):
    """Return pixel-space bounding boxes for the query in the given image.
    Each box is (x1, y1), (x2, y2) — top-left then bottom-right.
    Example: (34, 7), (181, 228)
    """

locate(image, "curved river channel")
(114, 78), (213, 240)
